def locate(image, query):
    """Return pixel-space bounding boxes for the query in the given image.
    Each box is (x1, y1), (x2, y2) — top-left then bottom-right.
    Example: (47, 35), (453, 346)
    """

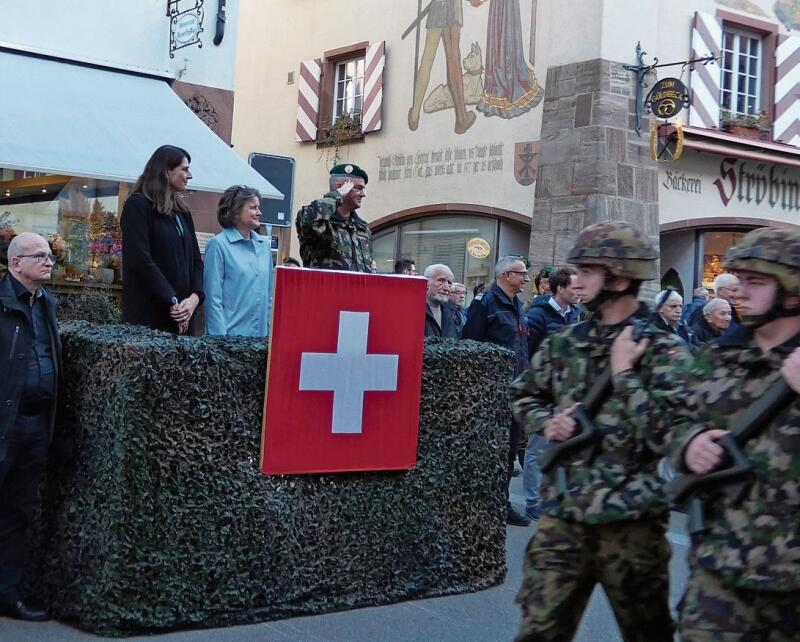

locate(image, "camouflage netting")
(23, 324), (513, 636)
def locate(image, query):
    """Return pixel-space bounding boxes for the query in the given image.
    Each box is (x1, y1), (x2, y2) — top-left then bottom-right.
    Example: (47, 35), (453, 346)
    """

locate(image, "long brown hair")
(131, 145), (191, 216)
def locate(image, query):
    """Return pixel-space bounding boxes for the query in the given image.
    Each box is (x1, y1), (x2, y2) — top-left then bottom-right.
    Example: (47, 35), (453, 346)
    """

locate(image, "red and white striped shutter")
(689, 12), (722, 129)
(362, 41), (385, 134)
(774, 34), (800, 146)
(296, 58), (322, 142)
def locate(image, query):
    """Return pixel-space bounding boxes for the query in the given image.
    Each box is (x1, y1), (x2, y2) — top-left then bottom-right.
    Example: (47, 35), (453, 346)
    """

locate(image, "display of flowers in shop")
(49, 233), (67, 264)
(0, 211), (18, 272)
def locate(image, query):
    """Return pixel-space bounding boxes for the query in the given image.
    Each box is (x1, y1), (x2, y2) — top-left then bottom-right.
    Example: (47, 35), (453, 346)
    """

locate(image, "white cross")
(299, 311), (399, 434)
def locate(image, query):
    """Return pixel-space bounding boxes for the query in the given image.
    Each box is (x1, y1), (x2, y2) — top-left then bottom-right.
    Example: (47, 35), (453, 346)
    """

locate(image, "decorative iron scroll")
(168, 0), (205, 59)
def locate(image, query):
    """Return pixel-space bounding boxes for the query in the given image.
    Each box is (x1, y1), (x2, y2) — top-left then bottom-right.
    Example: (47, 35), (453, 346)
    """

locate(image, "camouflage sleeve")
(664, 347), (717, 472)
(611, 334), (695, 454)
(510, 334), (556, 438)
(295, 191), (342, 244)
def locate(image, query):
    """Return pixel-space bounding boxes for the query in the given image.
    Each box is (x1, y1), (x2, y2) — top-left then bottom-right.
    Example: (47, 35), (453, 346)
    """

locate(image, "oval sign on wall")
(467, 238), (491, 259)
(175, 13), (201, 45)
(647, 78), (689, 119)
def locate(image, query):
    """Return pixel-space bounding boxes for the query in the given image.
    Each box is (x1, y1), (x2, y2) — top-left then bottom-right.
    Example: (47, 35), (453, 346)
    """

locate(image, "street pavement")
(2, 472), (690, 642)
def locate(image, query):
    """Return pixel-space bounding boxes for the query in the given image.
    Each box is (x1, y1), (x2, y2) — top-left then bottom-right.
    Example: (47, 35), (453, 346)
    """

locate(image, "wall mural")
(716, 0), (800, 31)
(404, 0), (542, 135)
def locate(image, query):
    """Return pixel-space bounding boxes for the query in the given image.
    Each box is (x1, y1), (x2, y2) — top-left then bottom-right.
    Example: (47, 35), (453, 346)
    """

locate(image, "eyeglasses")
(507, 270), (531, 280)
(18, 252), (56, 264)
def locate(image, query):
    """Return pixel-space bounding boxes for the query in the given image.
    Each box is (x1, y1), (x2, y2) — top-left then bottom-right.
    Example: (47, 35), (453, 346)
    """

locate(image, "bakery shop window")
(700, 230), (750, 288)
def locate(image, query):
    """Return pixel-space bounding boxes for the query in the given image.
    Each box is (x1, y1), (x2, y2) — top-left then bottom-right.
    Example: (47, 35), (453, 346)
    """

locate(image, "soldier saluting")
(510, 221), (693, 641)
(667, 227), (800, 640)
(295, 164), (373, 272)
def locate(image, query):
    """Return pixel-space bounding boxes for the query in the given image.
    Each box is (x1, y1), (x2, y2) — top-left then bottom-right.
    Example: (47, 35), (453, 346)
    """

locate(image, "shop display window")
(700, 230), (749, 287)
(0, 170), (125, 287)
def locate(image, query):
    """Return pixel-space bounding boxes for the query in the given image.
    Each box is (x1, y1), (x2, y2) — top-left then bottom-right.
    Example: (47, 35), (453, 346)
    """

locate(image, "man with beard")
(423, 263), (460, 338)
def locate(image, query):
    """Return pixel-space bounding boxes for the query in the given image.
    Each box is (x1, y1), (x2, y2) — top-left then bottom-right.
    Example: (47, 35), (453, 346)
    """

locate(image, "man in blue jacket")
(463, 255), (531, 526)
(522, 267), (580, 520)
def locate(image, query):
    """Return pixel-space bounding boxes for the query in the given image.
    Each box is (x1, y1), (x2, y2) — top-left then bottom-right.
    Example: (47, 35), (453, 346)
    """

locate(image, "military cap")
(567, 221), (657, 281)
(537, 265), (555, 277)
(330, 163), (368, 184)
(724, 227), (800, 294)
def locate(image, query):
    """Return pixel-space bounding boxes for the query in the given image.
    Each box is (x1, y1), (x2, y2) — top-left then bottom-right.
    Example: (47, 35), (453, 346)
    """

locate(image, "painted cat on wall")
(423, 42), (484, 114)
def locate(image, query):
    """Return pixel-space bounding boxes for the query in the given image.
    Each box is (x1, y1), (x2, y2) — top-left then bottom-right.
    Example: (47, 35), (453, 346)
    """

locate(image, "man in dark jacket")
(522, 267), (579, 520)
(463, 255), (531, 526)
(525, 267), (579, 356)
(423, 263), (461, 338)
(680, 286), (709, 324)
(0, 233), (62, 622)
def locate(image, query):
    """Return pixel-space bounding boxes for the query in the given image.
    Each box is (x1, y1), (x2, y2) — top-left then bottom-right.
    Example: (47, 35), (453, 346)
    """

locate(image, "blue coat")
(462, 283), (529, 376)
(525, 296), (580, 356)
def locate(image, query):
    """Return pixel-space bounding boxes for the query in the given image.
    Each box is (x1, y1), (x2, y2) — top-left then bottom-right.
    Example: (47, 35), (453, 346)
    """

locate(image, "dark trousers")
(0, 411), (48, 603)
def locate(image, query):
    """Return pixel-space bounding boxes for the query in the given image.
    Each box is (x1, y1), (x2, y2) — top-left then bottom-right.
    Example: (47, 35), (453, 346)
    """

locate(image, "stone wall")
(530, 58), (661, 295)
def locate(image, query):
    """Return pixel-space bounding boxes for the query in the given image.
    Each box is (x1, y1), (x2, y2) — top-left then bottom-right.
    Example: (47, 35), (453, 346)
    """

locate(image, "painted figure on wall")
(475, 0), (542, 118)
(408, 0), (477, 134)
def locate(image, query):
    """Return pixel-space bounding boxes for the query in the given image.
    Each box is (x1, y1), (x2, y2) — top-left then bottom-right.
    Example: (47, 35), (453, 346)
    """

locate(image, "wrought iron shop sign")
(646, 78), (689, 119)
(168, 0), (205, 59)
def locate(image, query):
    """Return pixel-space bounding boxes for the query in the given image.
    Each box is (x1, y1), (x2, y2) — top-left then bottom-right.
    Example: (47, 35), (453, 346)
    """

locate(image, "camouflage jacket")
(667, 325), (800, 592)
(295, 191), (373, 272)
(510, 303), (693, 524)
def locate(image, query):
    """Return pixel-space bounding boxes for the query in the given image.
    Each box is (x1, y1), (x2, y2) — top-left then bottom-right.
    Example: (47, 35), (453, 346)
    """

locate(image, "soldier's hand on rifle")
(336, 180), (355, 198)
(610, 326), (650, 375)
(684, 429), (728, 474)
(780, 347), (800, 394)
(544, 403), (578, 442)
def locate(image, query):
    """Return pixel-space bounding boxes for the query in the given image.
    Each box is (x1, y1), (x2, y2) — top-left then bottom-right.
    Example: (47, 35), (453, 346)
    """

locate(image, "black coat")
(424, 301), (462, 339)
(650, 313), (697, 349)
(121, 194), (204, 333)
(0, 274), (62, 446)
(462, 283), (529, 376)
(690, 315), (724, 345)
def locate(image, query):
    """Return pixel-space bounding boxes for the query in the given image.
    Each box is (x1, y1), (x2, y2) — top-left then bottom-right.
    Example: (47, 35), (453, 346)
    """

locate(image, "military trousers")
(515, 514), (674, 642)
(679, 564), (800, 641)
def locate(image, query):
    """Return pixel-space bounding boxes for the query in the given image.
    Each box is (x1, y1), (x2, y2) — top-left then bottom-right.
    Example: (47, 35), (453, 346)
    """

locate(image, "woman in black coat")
(121, 145), (204, 334)
(651, 288), (697, 349)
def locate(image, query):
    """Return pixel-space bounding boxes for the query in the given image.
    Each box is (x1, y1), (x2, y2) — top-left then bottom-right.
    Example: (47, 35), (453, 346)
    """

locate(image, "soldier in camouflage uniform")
(667, 227), (800, 641)
(295, 163), (373, 272)
(510, 221), (693, 641)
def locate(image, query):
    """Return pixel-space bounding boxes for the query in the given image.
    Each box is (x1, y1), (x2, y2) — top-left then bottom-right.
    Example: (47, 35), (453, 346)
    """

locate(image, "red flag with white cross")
(261, 267), (427, 474)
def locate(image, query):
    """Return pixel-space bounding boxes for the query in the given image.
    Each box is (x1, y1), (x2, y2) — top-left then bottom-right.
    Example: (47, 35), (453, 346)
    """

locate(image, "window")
(333, 57), (365, 122)
(0, 171), (124, 285)
(720, 27), (762, 116)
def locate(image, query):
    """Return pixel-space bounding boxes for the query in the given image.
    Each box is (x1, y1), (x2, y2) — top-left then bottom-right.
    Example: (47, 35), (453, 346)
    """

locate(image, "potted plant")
(720, 109), (770, 140)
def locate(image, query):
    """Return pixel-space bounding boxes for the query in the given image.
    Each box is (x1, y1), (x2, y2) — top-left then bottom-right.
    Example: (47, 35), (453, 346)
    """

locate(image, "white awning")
(0, 50), (282, 198)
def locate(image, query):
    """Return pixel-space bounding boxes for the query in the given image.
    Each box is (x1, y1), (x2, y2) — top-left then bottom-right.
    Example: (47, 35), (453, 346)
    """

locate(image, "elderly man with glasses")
(0, 233), (62, 622)
(463, 255), (532, 526)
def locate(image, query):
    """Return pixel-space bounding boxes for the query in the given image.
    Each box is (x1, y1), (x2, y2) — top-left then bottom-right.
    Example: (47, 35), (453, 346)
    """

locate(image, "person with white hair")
(651, 288), (696, 348)
(423, 263), (460, 338)
(687, 273), (741, 335)
(690, 297), (733, 345)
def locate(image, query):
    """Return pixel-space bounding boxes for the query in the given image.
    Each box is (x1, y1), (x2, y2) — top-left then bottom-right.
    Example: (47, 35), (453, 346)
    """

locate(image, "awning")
(0, 50), (282, 198)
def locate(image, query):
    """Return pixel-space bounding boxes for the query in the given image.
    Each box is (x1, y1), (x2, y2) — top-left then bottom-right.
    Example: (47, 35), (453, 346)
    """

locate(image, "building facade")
(0, 0), (279, 293)
(233, 0), (800, 299)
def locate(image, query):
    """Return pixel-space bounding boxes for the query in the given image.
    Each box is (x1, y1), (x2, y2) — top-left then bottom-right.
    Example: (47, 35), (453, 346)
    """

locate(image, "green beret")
(330, 163), (368, 184)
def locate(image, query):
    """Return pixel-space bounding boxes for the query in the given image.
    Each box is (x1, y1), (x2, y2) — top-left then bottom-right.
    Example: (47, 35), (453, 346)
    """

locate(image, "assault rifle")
(665, 377), (796, 534)
(538, 322), (650, 493)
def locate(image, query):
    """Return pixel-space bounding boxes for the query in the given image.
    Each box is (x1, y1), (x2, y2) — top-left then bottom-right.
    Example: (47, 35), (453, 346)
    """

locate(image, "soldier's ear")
(783, 294), (800, 312)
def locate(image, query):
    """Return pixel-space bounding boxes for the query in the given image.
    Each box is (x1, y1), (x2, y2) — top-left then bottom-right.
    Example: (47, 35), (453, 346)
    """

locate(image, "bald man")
(0, 233), (61, 622)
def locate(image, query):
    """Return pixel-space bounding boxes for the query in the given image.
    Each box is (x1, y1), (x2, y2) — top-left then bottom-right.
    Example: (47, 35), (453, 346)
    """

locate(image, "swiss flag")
(261, 267), (427, 474)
